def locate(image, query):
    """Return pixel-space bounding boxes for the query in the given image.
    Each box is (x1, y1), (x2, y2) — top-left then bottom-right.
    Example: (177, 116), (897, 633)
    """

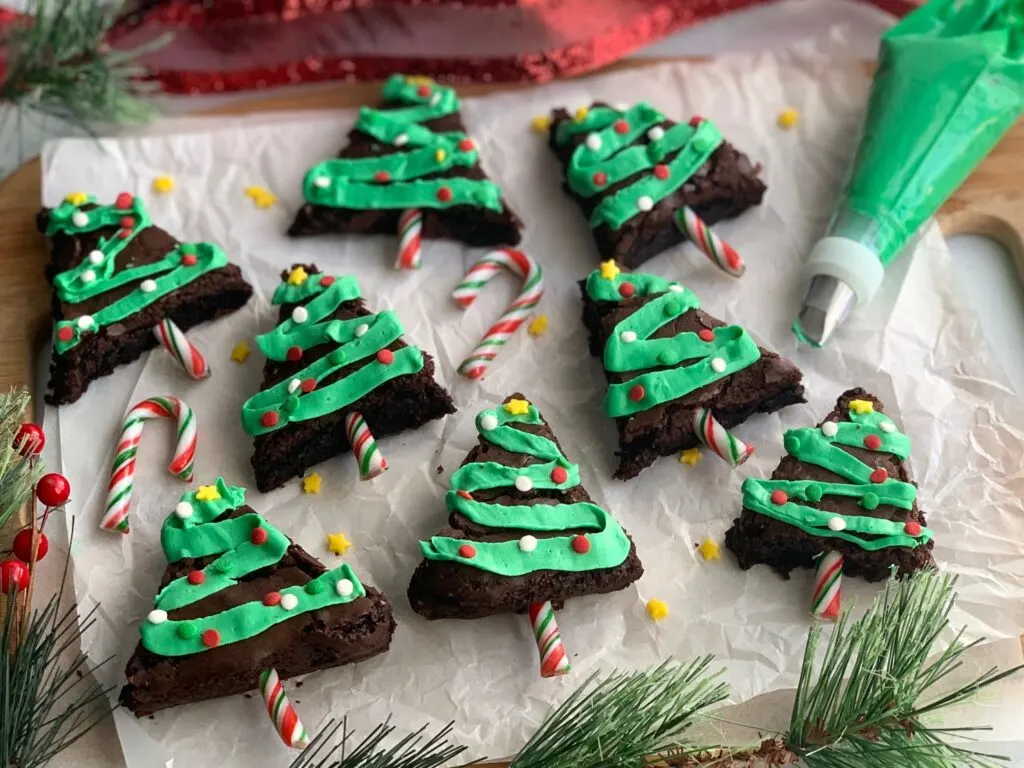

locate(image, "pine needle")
(0, 387), (42, 530)
(290, 718), (469, 768)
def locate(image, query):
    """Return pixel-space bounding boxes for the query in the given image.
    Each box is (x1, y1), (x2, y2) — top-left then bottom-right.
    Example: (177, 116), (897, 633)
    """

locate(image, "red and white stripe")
(258, 668), (309, 749)
(674, 205), (745, 278)
(153, 318), (210, 380)
(692, 408), (754, 468)
(344, 410), (387, 480)
(528, 600), (571, 678)
(394, 208), (423, 270)
(811, 551), (843, 621)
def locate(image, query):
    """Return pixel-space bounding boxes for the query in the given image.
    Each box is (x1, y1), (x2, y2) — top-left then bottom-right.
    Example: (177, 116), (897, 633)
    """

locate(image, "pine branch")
(290, 718), (468, 768)
(0, 387), (42, 531)
(508, 657), (729, 768)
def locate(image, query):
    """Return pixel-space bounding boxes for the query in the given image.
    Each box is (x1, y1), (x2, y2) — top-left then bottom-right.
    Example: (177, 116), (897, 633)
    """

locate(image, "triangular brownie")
(120, 478), (395, 716)
(242, 265), (455, 492)
(290, 74), (522, 248)
(580, 264), (805, 479)
(37, 192), (253, 405)
(408, 394), (643, 621)
(547, 102), (765, 269)
(726, 389), (934, 583)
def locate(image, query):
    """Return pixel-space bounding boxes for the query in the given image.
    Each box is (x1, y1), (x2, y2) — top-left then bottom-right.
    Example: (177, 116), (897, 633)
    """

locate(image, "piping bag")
(793, 0), (1024, 347)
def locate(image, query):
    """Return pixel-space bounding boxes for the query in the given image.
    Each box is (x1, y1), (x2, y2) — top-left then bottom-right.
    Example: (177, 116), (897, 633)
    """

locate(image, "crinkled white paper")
(39, 37), (1024, 767)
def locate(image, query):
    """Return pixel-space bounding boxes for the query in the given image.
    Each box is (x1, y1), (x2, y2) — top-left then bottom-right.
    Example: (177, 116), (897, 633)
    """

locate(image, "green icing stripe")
(240, 272), (425, 437)
(47, 195), (227, 354)
(419, 403), (632, 577)
(142, 478), (365, 657)
(585, 269), (681, 302)
(741, 408), (931, 551)
(553, 103), (724, 230)
(301, 74), (505, 214)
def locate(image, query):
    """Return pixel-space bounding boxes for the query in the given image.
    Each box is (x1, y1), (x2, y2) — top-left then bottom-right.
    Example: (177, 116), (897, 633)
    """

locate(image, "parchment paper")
(39, 36), (1024, 766)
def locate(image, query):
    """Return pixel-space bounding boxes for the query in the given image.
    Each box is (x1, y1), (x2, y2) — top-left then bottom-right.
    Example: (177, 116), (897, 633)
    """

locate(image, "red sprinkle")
(262, 591), (281, 606)
(698, 329), (715, 342)
(416, 84), (432, 97)
(374, 170), (390, 183)
(592, 171), (608, 187)
(376, 348), (395, 365)
(904, 521), (922, 536)
(629, 384), (645, 402)
(320, 275), (335, 287)
(120, 216), (135, 229)
(436, 187), (453, 203)
(115, 192), (134, 209)
(770, 490), (789, 505)
(613, 119), (630, 134)
(618, 282), (635, 298)
(201, 629), (220, 648)
(250, 526), (268, 545)
(117, 229), (133, 239)
(653, 164), (670, 180)
(57, 326), (74, 342)
(458, 544), (476, 559)
(181, 254), (198, 266)
(870, 467), (888, 484)
(572, 535), (591, 554)
(456, 490), (473, 500)
(458, 138), (475, 151)
(551, 466), (568, 484)
(187, 570), (205, 585)
(286, 346), (303, 362)
(864, 434), (883, 450)
(301, 378), (316, 393)
(260, 411), (280, 428)
(689, 115), (704, 127)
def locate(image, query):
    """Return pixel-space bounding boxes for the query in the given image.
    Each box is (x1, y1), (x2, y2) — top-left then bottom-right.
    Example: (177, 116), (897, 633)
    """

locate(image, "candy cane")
(811, 551), (842, 621)
(528, 601), (571, 678)
(453, 248), (544, 380)
(692, 408), (754, 468)
(100, 396), (197, 534)
(674, 205), (745, 278)
(258, 668), (309, 749)
(153, 319), (210, 380)
(344, 411), (387, 480)
(395, 208), (423, 270)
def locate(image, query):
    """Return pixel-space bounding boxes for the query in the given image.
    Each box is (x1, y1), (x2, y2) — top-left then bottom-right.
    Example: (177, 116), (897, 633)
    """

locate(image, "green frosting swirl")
(240, 272), (425, 436)
(741, 408), (931, 551)
(46, 195), (228, 354)
(553, 104), (724, 230)
(301, 75), (504, 213)
(419, 402), (632, 577)
(142, 478), (365, 657)
(585, 268), (760, 418)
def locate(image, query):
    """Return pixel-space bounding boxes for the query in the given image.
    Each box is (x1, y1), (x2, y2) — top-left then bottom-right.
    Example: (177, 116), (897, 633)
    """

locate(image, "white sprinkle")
(519, 535), (538, 553)
(88, 250), (104, 265)
(313, 176), (331, 189)
(80, 269), (96, 284)
(287, 379), (301, 394)
(394, 133), (409, 147)
(827, 517), (847, 532)
(710, 357), (726, 373)
(668, 284), (683, 292)
(430, 93), (441, 107)
(147, 609), (168, 625)
(480, 413), (499, 431)
(620, 330), (637, 344)
(821, 421), (839, 438)
(76, 315), (93, 330)
(879, 421), (896, 433)
(585, 133), (602, 151)
(647, 126), (665, 141)
(71, 211), (89, 228)
(637, 196), (654, 212)
(174, 502), (194, 520)
(280, 594), (299, 611)
(140, 279), (157, 293)
(336, 579), (354, 597)
(291, 306), (309, 324)
(515, 475), (533, 493)
(354, 323), (369, 338)
(614, 102), (630, 112)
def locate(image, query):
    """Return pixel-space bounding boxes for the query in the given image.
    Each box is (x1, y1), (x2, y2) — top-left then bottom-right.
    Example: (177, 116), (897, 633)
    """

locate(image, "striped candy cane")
(258, 668), (309, 749)
(692, 408), (754, 468)
(153, 319), (210, 380)
(395, 208), (423, 270)
(100, 396), (197, 534)
(453, 248), (544, 380)
(674, 205), (745, 278)
(344, 411), (387, 480)
(528, 601), (571, 678)
(811, 551), (843, 621)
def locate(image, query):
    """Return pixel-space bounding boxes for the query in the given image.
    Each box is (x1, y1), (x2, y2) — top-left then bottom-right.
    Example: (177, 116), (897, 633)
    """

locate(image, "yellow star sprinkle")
(599, 259), (620, 281)
(435, 148), (446, 163)
(230, 341), (251, 363)
(527, 315), (548, 338)
(152, 176), (175, 194)
(574, 106), (589, 123)
(326, 532), (351, 556)
(679, 448), (703, 467)
(646, 599), (669, 622)
(777, 108), (800, 130)
(287, 266), (309, 286)
(302, 472), (322, 495)
(195, 485), (221, 502)
(244, 186), (277, 209)
(504, 398), (530, 416)
(698, 538), (721, 561)
(531, 115), (552, 135)
(64, 192), (88, 206)
(405, 75), (434, 86)
(848, 399), (874, 414)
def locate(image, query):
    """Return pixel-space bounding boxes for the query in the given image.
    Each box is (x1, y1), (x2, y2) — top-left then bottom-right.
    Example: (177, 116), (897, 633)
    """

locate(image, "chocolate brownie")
(120, 478), (395, 717)
(726, 389), (934, 583)
(580, 266), (805, 480)
(37, 193), (253, 405)
(408, 394), (643, 621)
(242, 264), (455, 492)
(547, 102), (765, 269)
(290, 75), (522, 250)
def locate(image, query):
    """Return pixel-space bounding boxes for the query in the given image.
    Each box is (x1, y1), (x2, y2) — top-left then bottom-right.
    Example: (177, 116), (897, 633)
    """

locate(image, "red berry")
(188, 570), (205, 585)
(320, 276), (335, 287)
(458, 544), (476, 559)
(698, 329), (715, 342)
(376, 348), (394, 365)
(36, 473), (71, 507)
(117, 228), (133, 239)
(263, 591), (281, 606)
(286, 346), (303, 362)
(689, 115), (704, 127)
(374, 170), (390, 183)
(300, 378), (316, 393)
(416, 84), (431, 97)
(12, 528), (48, 563)
(592, 171), (608, 187)
(13, 423), (44, 456)
(770, 489), (789, 505)
(250, 526), (268, 545)
(572, 535), (590, 554)
(201, 629), (220, 647)
(115, 192), (134, 209)
(613, 119), (629, 134)
(904, 521), (922, 536)
(458, 138), (475, 151)
(57, 326), (74, 342)
(870, 467), (888, 484)
(260, 411), (280, 428)
(618, 282), (635, 298)
(0, 559), (30, 593)
(120, 216), (135, 230)
(436, 187), (453, 203)
(551, 466), (568, 484)
(181, 253), (198, 266)
(629, 384), (645, 402)
(654, 164), (670, 180)
(864, 434), (882, 450)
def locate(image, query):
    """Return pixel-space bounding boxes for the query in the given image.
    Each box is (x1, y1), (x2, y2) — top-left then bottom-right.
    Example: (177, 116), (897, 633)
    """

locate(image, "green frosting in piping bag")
(419, 401), (632, 577)
(142, 478), (366, 657)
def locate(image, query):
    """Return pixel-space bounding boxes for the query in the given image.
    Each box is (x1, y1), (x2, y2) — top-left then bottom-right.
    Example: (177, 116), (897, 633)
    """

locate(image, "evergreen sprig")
(0, 387), (42, 531)
(290, 719), (468, 768)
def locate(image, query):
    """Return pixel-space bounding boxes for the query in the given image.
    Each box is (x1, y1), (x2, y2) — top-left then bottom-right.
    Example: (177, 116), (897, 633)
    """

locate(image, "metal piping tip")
(792, 275), (857, 348)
